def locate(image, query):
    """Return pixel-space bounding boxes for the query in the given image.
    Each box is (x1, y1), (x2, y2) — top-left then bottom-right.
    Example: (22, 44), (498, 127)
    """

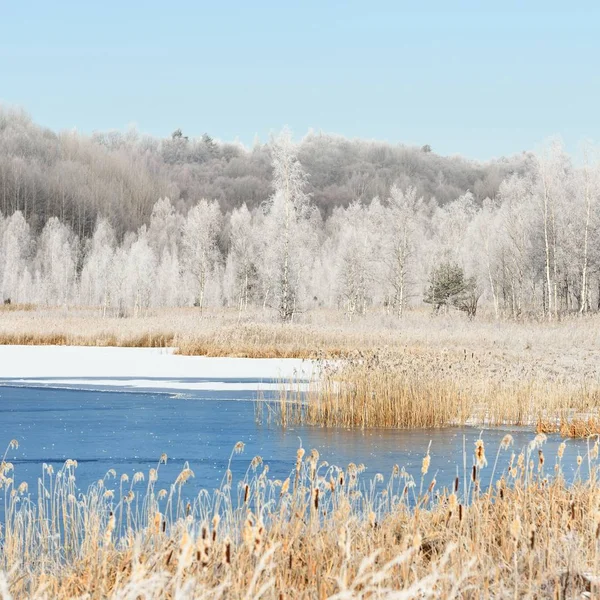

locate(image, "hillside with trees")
(1, 107), (597, 321)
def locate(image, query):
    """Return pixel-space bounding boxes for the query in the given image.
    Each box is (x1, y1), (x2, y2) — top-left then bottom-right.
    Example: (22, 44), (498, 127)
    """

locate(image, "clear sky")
(1, 1), (599, 160)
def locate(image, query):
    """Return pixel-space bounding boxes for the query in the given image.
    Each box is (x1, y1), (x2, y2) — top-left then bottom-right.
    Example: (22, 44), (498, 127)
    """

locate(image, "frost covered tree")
(224, 204), (258, 314)
(260, 128), (314, 321)
(1, 211), (31, 303)
(181, 199), (222, 311)
(383, 185), (425, 317)
(80, 218), (116, 313)
(34, 217), (79, 306)
(122, 227), (156, 316)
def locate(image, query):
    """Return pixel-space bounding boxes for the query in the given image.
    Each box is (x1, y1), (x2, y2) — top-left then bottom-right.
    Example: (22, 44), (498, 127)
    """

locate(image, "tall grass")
(259, 350), (600, 433)
(2, 436), (600, 598)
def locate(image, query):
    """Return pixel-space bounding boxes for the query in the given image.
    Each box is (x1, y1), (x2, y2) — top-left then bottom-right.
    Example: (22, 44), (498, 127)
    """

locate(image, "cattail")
(368, 511), (376, 528)
(454, 476), (459, 492)
(475, 439), (487, 468)
(510, 514), (521, 543)
(529, 526), (536, 550)
(577, 455), (583, 466)
(448, 493), (458, 512)
(538, 450), (545, 470)
(179, 531), (194, 571)
(557, 442), (566, 460)
(242, 512), (254, 547)
(103, 511), (115, 545)
(280, 477), (290, 497)
(212, 514), (220, 542)
(459, 504), (463, 521)
(472, 465), (477, 482)
(421, 454), (431, 475)
(154, 511), (162, 534)
(313, 487), (319, 511)
(243, 484), (249, 503)
(412, 532), (422, 549)
(223, 539), (231, 566)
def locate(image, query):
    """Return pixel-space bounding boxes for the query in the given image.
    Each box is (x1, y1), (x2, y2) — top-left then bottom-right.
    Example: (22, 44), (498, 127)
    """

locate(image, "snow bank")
(0, 346), (315, 393)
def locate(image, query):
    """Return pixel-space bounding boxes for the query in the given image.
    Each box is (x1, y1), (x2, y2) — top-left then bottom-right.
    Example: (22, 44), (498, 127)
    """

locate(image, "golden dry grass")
(260, 349), (600, 433)
(2, 436), (600, 599)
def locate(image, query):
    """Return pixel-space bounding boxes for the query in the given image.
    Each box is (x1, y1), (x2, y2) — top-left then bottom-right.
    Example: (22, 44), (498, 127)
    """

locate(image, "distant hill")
(0, 107), (533, 238)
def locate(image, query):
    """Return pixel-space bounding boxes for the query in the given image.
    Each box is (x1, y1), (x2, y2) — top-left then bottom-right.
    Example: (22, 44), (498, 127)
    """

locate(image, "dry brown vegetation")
(2, 436), (600, 599)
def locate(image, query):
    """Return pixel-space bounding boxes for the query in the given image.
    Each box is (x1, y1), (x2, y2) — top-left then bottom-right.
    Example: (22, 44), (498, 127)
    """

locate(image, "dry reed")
(2, 436), (600, 599)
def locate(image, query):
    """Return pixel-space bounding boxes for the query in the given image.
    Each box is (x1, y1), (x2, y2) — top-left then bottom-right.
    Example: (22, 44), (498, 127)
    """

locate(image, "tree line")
(0, 111), (597, 320)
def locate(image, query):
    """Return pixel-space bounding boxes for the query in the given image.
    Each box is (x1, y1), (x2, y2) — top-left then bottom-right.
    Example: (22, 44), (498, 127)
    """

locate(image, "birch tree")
(182, 199), (222, 311)
(383, 185), (424, 317)
(261, 128), (312, 321)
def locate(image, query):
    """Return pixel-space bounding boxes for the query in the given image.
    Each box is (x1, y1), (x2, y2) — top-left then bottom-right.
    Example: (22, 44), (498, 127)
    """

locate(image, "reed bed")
(259, 350), (600, 433)
(2, 436), (600, 599)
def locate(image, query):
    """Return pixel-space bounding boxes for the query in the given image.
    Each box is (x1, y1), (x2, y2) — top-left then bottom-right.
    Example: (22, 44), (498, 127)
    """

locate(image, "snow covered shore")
(0, 345), (315, 393)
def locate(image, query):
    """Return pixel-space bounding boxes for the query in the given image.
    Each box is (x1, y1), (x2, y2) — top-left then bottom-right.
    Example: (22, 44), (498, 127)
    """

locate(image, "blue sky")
(1, 1), (598, 160)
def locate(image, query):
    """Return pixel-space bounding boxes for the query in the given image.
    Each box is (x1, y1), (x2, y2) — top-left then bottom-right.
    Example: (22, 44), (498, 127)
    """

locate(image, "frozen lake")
(0, 346), (590, 500)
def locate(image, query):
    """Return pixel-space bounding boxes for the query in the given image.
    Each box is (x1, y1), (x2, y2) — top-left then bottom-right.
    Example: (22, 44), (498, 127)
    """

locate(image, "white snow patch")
(0, 346), (315, 393)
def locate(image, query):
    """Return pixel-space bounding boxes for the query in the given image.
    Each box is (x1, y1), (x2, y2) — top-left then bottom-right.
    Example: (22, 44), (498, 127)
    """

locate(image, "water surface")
(0, 385), (590, 499)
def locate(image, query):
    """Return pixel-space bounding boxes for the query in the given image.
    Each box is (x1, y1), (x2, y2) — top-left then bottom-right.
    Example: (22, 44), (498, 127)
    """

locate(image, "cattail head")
(223, 538), (231, 566)
(557, 442), (566, 460)
(474, 439), (487, 468)
(448, 493), (458, 511)
(510, 514), (521, 543)
(153, 511), (162, 534)
(421, 454), (431, 475)
(103, 511), (115, 545)
(280, 477), (290, 497)
(577, 455), (583, 466)
(368, 511), (376, 528)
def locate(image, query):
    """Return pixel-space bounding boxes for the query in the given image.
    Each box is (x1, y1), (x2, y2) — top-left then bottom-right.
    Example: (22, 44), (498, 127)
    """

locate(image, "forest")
(0, 106), (596, 320)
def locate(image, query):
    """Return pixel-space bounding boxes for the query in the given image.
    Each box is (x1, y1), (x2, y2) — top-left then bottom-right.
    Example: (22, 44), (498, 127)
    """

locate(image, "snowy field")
(0, 345), (315, 393)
